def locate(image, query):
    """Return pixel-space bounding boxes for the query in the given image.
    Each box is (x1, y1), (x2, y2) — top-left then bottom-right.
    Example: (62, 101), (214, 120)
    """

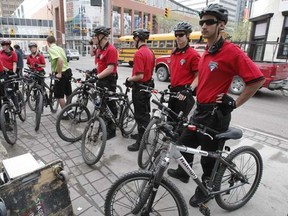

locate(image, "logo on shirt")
(180, 59), (186, 65)
(209, 61), (218, 72)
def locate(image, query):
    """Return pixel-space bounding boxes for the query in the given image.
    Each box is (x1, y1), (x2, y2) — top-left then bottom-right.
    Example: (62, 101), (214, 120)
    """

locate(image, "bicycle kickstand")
(199, 203), (211, 216)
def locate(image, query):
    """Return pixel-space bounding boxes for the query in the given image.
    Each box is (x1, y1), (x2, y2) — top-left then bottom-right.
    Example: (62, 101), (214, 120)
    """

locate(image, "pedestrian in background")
(13, 44), (24, 77)
(46, 36), (72, 109)
(125, 29), (155, 151)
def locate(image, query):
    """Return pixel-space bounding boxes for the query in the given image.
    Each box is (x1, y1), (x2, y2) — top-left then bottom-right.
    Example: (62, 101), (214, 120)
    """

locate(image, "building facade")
(0, 0), (23, 17)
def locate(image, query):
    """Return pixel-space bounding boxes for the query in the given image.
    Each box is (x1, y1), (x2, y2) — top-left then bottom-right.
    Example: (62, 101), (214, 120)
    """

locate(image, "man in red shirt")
(90, 26), (118, 140)
(0, 39), (17, 74)
(167, 4), (265, 207)
(26, 42), (46, 74)
(125, 29), (155, 151)
(167, 21), (200, 122)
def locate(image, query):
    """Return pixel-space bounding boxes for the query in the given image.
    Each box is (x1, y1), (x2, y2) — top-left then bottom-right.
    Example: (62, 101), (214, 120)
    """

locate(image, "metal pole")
(80, 5), (86, 56)
(104, 0), (111, 27)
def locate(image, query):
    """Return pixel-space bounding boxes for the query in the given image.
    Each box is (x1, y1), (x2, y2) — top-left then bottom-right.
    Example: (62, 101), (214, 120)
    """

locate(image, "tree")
(231, 21), (250, 42)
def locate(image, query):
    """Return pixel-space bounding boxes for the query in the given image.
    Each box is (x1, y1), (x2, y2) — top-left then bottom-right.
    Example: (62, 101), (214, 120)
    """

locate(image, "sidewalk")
(0, 111), (288, 216)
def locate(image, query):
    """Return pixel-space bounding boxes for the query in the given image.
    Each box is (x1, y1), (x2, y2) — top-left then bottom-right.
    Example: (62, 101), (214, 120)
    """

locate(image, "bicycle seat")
(215, 127), (242, 140)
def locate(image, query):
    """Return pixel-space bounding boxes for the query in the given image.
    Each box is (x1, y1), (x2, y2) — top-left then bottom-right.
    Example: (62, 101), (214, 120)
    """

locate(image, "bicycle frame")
(159, 140), (249, 198)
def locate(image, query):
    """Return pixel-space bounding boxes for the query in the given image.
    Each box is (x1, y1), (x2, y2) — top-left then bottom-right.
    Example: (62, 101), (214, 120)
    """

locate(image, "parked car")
(155, 55), (288, 95)
(66, 49), (80, 61)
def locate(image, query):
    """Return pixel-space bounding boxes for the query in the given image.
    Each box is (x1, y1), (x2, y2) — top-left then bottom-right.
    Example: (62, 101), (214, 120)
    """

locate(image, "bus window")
(147, 40), (152, 48)
(166, 40), (173, 48)
(130, 42), (135, 48)
(159, 40), (165, 48)
(152, 41), (158, 48)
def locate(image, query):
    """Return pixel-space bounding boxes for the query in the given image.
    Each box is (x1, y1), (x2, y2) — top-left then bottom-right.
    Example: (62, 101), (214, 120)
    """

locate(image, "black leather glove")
(34, 63), (39, 67)
(125, 78), (134, 88)
(219, 94), (236, 115)
(180, 88), (193, 97)
(88, 75), (98, 83)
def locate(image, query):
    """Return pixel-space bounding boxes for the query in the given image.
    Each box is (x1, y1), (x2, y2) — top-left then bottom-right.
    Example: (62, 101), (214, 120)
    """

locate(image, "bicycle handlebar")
(152, 99), (183, 120)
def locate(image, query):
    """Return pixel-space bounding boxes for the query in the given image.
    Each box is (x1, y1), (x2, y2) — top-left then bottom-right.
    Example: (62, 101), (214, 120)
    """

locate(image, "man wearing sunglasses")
(166, 22), (200, 127)
(167, 4), (265, 207)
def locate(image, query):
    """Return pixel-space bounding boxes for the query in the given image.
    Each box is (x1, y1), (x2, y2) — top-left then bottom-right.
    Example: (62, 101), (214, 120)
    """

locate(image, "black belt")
(197, 102), (218, 111)
(170, 84), (190, 92)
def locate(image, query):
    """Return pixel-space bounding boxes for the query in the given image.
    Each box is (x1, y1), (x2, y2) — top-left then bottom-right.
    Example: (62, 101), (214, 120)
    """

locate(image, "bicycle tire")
(119, 100), (136, 136)
(116, 84), (123, 94)
(0, 104), (17, 145)
(48, 84), (59, 113)
(21, 80), (30, 103)
(35, 92), (43, 131)
(56, 103), (91, 142)
(138, 117), (162, 169)
(81, 116), (107, 165)
(214, 146), (263, 211)
(104, 170), (188, 216)
(27, 86), (38, 111)
(17, 90), (26, 122)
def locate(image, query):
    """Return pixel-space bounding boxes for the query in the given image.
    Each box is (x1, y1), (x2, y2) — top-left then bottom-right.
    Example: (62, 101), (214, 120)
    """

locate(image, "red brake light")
(187, 125), (197, 131)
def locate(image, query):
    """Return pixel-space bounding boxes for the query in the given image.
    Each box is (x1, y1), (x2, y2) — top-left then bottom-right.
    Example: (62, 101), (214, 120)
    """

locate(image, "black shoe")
(167, 168), (189, 183)
(107, 131), (116, 140)
(127, 142), (140, 151)
(189, 187), (211, 207)
(130, 134), (138, 140)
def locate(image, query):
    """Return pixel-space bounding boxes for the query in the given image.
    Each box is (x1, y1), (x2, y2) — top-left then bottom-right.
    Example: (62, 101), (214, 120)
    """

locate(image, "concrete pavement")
(0, 108), (288, 216)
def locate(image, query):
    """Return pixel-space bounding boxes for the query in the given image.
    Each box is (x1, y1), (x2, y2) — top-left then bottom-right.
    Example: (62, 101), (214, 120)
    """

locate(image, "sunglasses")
(199, 19), (218, 26)
(174, 33), (186, 38)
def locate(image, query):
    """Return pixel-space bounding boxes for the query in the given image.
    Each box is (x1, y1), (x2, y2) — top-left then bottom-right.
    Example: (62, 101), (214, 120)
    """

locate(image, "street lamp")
(79, 5), (86, 56)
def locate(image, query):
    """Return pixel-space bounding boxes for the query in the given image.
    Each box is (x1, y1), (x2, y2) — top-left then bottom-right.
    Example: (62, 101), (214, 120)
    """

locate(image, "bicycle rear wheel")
(17, 90), (26, 122)
(56, 103), (91, 142)
(81, 116), (107, 165)
(0, 104), (17, 145)
(35, 92), (43, 131)
(214, 146), (263, 211)
(48, 84), (59, 113)
(119, 100), (136, 136)
(27, 86), (38, 111)
(104, 170), (188, 216)
(138, 118), (163, 169)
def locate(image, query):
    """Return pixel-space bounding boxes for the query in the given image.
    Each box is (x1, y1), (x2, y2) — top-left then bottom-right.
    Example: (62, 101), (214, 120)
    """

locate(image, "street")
(0, 56), (287, 216)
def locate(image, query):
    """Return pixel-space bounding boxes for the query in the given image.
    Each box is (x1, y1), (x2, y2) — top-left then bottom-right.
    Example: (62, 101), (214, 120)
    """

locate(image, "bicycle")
(0, 73), (26, 145)
(24, 68), (59, 131)
(104, 101), (263, 216)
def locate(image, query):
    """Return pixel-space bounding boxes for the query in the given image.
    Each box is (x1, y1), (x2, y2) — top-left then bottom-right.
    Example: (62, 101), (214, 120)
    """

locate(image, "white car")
(66, 49), (80, 61)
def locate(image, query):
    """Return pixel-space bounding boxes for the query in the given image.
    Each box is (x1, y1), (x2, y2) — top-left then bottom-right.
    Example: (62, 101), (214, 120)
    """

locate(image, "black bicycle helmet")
(174, 22), (192, 33)
(1, 38), (11, 46)
(199, 3), (228, 24)
(28, 42), (38, 48)
(133, 29), (150, 41)
(93, 26), (111, 36)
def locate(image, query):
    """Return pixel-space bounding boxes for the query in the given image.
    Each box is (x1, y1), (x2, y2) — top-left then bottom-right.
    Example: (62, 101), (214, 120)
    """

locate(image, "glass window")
(20, 19), (26, 25)
(14, 18), (20, 25)
(32, 19), (37, 26)
(166, 40), (173, 48)
(1, 17), (8, 25)
(159, 40), (165, 48)
(26, 19), (32, 26)
(254, 22), (267, 37)
(42, 20), (48, 26)
(152, 41), (158, 47)
(8, 18), (14, 25)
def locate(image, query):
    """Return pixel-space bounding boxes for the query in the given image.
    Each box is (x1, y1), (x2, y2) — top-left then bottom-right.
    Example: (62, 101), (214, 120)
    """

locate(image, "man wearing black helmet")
(167, 4), (265, 207)
(126, 29), (155, 151)
(167, 21), (200, 124)
(90, 26), (118, 140)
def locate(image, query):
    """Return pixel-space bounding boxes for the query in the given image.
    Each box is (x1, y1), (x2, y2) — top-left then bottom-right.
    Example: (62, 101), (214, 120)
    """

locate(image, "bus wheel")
(128, 61), (134, 67)
(156, 66), (169, 82)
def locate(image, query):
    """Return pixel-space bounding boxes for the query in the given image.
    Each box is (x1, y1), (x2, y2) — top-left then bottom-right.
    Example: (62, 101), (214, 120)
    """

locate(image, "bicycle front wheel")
(27, 86), (38, 111)
(17, 90), (26, 122)
(35, 92), (43, 131)
(0, 104), (17, 145)
(56, 103), (91, 142)
(119, 100), (136, 136)
(214, 146), (263, 211)
(104, 170), (188, 216)
(81, 116), (107, 165)
(48, 84), (59, 113)
(138, 117), (163, 169)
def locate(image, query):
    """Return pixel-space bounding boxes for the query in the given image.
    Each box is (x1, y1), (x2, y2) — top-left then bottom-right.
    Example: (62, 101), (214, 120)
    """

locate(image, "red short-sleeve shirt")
(169, 47), (200, 87)
(26, 53), (46, 72)
(132, 45), (155, 82)
(0, 59), (4, 72)
(0, 50), (18, 71)
(197, 41), (264, 103)
(96, 44), (118, 74)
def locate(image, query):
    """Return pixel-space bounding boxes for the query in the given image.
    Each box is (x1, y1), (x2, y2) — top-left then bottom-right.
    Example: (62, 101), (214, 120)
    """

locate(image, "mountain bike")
(24, 69), (59, 131)
(104, 101), (263, 216)
(0, 74), (26, 145)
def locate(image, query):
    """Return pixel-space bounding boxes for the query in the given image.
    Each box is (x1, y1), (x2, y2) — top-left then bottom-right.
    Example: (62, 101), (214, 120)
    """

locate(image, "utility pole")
(104, 0), (111, 27)
(79, 5), (86, 56)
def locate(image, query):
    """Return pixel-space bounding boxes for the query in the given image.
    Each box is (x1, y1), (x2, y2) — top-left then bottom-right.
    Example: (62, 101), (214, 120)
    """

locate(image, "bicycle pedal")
(199, 203), (210, 216)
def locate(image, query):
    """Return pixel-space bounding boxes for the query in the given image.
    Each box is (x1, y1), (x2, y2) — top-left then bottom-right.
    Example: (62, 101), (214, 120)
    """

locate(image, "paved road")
(0, 56), (287, 215)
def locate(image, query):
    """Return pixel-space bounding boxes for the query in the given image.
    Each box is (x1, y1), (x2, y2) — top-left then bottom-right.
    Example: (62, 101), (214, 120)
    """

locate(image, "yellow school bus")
(118, 31), (204, 66)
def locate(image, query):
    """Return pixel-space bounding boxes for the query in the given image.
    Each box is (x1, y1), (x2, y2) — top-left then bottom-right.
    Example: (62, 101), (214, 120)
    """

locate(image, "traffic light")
(164, 7), (170, 18)
(147, 21), (151, 30)
(49, 30), (53, 36)
(10, 28), (15, 36)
